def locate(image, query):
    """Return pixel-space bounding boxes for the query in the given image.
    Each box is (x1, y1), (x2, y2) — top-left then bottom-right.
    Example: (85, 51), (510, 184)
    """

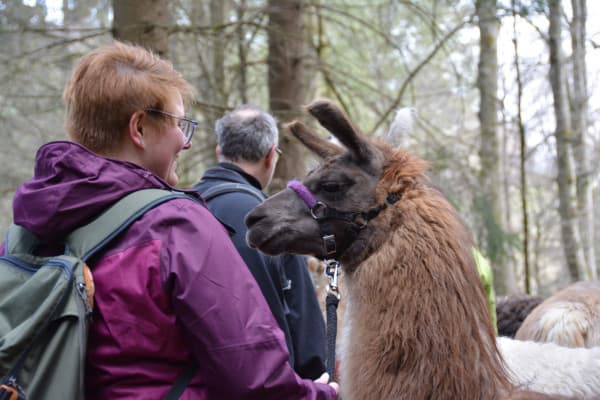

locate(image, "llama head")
(245, 99), (426, 270)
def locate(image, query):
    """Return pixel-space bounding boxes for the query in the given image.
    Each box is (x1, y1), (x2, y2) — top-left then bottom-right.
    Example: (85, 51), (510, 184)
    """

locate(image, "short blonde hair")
(63, 41), (195, 153)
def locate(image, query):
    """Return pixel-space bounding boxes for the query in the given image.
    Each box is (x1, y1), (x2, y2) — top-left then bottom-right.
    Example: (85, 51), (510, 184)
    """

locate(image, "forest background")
(1, 0), (599, 296)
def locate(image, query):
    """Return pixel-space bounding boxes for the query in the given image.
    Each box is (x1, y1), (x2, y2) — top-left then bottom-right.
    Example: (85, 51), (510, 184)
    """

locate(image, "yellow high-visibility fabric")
(473, 248), (498, 334)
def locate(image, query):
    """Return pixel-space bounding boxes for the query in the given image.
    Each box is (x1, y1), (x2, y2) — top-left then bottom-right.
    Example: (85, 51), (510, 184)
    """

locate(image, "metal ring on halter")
(310, 201), (328, 219)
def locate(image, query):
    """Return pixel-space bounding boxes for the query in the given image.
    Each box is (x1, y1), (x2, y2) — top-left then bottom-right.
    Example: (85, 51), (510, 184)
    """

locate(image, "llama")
(497, 294), (544, 338)
(245, 100), (566, 400)
(497, 337), (600, 399)
(515, 281), (600, 347)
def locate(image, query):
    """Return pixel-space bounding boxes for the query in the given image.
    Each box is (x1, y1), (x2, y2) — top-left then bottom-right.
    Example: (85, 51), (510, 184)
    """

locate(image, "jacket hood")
(13, 141), (172, 241)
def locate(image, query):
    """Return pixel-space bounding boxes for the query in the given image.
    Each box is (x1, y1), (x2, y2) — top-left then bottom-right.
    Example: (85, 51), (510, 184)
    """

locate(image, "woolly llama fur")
(498, 336), (600, 399)
(516, 281), (600, 347)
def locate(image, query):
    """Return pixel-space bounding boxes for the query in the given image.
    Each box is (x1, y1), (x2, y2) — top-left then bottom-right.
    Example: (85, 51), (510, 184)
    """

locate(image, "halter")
(287, 179), (401, 259)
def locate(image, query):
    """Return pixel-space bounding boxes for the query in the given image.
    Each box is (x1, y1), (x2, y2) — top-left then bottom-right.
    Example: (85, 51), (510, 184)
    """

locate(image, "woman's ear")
(128, 111), (146, 148)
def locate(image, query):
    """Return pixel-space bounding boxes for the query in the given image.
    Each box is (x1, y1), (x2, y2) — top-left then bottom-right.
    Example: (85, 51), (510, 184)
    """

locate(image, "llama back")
(498, 337), (600, 399)
(516, 281), (600, 347)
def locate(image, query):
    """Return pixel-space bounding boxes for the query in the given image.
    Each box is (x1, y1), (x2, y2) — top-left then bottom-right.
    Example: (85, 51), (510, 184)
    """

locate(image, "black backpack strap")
(66, 189), (192, 261)
(199, 182), (266, 203)
(163, 360), (196, 400)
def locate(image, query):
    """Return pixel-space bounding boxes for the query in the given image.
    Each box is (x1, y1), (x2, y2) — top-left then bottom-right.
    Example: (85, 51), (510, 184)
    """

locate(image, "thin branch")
(370, 17), (471, 133)
(11, 30), (110, 59)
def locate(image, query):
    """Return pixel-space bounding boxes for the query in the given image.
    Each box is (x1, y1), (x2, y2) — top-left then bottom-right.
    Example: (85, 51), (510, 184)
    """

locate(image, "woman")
(9, 41), (337, 399)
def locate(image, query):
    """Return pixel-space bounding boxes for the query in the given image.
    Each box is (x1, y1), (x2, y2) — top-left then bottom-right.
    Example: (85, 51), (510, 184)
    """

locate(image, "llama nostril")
(244, 209), (263, 228)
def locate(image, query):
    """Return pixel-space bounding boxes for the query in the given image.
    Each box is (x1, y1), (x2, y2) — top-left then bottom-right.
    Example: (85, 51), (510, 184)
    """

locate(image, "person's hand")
(314, 373), (339, 393)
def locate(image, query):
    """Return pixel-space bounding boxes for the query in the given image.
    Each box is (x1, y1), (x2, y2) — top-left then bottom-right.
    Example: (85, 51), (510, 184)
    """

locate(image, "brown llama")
(245, 100), (568, 400)
(516, 281), (600, 347)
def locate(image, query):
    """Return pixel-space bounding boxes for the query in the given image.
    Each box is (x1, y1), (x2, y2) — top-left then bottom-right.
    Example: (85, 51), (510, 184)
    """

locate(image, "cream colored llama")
(516, 281), (600, 347)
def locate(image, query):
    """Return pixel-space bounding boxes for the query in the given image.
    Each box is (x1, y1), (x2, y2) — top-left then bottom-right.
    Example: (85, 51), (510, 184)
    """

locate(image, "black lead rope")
(324, 259), (341, 382)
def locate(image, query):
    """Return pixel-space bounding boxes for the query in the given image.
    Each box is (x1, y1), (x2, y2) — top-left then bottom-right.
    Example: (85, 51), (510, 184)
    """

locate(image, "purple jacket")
(7, 141), (336, 400)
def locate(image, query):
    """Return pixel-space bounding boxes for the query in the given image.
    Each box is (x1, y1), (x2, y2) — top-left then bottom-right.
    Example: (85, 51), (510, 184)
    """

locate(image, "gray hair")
(216, 104), (279, 162)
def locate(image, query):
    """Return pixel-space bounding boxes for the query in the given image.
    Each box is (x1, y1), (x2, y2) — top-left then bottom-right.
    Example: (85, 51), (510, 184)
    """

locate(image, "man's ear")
(215, 145), (221, 161)
(128, 111), (146, 148)
(264, 145), (277, 169)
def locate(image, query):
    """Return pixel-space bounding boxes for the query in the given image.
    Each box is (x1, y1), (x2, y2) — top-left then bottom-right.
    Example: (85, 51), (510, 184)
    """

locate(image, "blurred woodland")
(0, 0), (599, 296)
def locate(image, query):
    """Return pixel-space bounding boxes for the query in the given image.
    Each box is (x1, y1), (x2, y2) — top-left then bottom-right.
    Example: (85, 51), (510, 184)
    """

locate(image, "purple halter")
(287, 180), (317, 209)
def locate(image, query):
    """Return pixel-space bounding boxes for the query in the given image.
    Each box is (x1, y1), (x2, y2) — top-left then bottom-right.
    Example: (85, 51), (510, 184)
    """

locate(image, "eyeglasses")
(275, 147), (283, 156)
(145, 108), (199, 145)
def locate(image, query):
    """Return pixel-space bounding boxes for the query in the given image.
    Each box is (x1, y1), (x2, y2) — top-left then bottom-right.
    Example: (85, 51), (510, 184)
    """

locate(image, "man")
(194, 105), (327, 379)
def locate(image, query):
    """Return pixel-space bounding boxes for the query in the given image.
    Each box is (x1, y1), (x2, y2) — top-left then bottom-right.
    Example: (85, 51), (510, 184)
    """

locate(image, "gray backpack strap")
(66, 189), (191, 261)
(5, 225), (39, 255)
(200, 182), (266, 203)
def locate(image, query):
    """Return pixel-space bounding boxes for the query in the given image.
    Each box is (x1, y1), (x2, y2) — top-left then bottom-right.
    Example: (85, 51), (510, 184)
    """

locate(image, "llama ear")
(285, 120), (344, 158)
(286, 120), (344, 159)
(306, 99), (372, 162)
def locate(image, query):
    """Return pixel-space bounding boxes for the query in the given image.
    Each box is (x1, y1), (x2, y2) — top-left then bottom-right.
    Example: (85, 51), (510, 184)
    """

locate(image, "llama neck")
(340, 191), (509, 400)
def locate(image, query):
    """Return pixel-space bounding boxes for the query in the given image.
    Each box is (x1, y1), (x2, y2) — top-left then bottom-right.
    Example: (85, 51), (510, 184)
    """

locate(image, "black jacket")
(194, 163), (327, 379)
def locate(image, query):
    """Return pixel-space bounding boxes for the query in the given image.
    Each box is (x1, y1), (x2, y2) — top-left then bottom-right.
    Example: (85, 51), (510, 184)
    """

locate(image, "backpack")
(0, 189), (194, 400)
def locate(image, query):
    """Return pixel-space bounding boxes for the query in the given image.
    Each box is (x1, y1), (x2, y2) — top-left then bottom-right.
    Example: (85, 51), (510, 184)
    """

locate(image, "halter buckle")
(324, 259), (341, 299)
(322, 234), (337, 255)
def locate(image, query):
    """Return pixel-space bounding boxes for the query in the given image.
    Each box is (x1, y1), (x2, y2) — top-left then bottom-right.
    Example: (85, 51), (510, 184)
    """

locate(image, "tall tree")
(569, 0), (596, 279)
(475, 0), (512, 293)
(205, 0), (227, 164)
(180, 0), (229, 176)
(548, 0), (586, 281)
(112, 0), (170, 57)
(267, 0), (307, 191)
(511, 0), (531, 293)
(236, 0), (249, 104)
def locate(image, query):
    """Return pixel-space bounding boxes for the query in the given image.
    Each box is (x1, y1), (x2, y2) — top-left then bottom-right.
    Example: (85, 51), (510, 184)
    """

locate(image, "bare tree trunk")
(569, 0), (596, 279)
(475, 0), (513, 293)
(548, 0), (586, 281)
(112, 0), (170, 57)
(62, 0), (72, 26)
(236, 0), (249, 104)
(204, 0), (227, 166)
(267, 0), (308, 191)
(184, 0), (228, 172)
(511, 0), (530, 293)
(210, 0), (227, 109)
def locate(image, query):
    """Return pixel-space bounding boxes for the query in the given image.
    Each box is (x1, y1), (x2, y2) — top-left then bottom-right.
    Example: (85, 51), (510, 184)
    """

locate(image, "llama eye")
(320, 182), (343, 193)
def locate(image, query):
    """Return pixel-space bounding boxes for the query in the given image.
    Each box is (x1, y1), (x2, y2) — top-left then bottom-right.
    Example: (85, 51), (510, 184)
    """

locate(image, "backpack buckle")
(0, 383), (21, 400)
